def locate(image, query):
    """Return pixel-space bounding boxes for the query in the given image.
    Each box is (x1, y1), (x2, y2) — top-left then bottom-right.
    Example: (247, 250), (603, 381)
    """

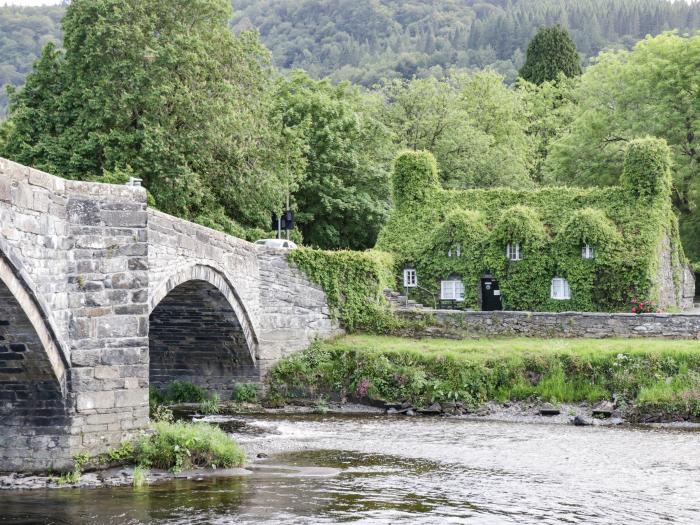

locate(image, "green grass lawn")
(333, 334), (700, 360)
(269, 335), (700, 417)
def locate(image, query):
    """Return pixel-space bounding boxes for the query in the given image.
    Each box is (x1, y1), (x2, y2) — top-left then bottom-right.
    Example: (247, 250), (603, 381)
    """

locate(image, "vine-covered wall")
(288, 248), (397, 332)
(376, 138), (691, 312)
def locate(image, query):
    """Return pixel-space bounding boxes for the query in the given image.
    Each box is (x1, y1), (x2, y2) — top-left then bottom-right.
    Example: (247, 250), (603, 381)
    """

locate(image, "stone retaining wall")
(397, 309), (700, 339)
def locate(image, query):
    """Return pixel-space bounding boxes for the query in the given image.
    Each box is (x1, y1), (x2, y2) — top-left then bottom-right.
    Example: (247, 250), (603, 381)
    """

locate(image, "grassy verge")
(136, 421), (245, 472)
(53, 419), (245, 485)
(268, 335), (700, 420)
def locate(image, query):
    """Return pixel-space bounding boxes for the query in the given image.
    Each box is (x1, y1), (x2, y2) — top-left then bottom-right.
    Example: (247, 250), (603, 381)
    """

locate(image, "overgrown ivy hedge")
(288, 248), (399, 332)
(377, 138), (688, 312)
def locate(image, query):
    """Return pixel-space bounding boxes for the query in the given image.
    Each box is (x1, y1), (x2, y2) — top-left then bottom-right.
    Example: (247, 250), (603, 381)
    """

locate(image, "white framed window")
(550, 277), (571, 300)
(441, 279), (465, 301)
(403, 268), (417, 288)
(447, 245), (462, 258)
(506, 243), (522, 261)
(582, 244), (594, 260)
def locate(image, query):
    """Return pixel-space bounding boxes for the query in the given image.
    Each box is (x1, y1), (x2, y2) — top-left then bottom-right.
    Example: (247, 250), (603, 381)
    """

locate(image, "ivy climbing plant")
(288, 248), (397, 332)
(377, 138), (688, 312)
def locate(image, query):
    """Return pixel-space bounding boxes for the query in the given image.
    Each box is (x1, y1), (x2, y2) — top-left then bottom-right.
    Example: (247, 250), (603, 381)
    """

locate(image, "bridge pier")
(0, 158), (339, 473)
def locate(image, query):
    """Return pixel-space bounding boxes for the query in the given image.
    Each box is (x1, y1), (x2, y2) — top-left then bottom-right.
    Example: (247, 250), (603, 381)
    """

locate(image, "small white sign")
(493, 290), (501, 296)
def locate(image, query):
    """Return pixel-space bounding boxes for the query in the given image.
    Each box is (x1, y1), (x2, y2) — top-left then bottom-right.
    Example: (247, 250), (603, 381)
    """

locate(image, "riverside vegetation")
(50, 406), (245, 486)
(268, 335), (700, 422)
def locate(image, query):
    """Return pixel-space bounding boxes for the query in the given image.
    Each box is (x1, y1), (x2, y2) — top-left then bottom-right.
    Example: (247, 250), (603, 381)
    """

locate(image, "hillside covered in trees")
(2, 0), (700, 263)
(0, 5), (63, 115)
(2, 0), (700, 116)
(231, 0), (700, 85)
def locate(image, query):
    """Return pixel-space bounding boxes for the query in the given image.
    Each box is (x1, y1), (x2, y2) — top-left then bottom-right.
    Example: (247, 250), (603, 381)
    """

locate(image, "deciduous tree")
(3, 0), (300, 235)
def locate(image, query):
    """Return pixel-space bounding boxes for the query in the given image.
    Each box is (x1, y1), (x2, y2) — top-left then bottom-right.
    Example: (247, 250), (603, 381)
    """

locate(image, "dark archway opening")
(149, 280), (257, 399)
(0, 276), (69, 472)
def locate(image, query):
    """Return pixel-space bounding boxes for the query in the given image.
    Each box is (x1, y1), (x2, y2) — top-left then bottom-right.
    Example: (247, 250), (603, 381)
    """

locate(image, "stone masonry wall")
(64, 180), (150, 460)
(147, 210), (341, 380)
(0, 158), (149, 471)
(1, 157), (339, 472)
(397, 309), (700, 339)
(0, 276), (70, 472)
(149, 280), (257, 397)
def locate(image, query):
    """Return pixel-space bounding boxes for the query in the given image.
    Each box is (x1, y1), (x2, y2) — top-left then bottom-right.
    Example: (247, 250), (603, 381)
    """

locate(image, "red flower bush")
(630, 298), (658, 314)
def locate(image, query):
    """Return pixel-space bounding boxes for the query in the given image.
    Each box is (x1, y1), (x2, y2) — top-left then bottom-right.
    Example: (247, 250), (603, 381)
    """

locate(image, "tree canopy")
(274, 71), (392, 250)
(546, 32), (700, 261)
(2, 0), (299, 235)
(519, 25), (582, 84)
(379, 71), (534, 190)
(3, 0), (700, 116)
(232, 0), (700, 86)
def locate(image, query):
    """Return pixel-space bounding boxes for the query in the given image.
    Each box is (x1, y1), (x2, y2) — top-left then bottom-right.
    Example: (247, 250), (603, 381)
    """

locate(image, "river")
(2, 414), (699, 524)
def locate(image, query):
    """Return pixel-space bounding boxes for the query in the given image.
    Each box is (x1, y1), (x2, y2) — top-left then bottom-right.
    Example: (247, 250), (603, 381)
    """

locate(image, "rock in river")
(570, 415), (592, 426)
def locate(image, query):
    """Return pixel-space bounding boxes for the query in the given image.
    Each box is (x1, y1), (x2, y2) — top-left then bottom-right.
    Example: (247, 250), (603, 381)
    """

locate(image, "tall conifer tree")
(519, 25), (582, 84)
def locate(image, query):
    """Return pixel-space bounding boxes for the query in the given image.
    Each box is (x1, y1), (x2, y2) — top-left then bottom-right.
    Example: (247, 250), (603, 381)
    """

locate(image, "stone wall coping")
(148, 208), (253, 248)
(0, 156), (146, 201)
(426, 309), (700, 318)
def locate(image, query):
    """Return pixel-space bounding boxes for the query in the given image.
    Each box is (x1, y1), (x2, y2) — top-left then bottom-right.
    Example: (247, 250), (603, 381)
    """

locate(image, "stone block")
(94, 366), (119, 380)
(101, 210), (147, 228)
(76, 391), (115, 411)
(67, 199), (101, 226)
(115, 388), (148, 408)
(0, 177), (12, 202)
(95, 316), (140, 338)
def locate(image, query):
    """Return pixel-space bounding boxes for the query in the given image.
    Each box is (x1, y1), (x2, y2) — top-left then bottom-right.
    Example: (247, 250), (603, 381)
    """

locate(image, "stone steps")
(383, 289), (427, 311)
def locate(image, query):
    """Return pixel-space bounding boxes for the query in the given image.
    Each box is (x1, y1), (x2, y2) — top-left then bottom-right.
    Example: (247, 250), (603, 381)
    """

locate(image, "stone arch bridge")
(0, 158), (340, 472)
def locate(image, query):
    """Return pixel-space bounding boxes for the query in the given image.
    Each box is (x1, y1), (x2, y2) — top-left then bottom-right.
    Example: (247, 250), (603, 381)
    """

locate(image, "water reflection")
(2, 415), (699, 524)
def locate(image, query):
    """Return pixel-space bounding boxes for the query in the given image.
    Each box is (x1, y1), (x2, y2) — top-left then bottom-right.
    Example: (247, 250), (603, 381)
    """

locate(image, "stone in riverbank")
(539, 404), (561, 416)
(592, 401), (614, 418)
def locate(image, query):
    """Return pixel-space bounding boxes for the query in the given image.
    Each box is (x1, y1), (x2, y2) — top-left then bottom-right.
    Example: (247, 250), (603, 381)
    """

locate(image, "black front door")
(481, 278), (503, 311)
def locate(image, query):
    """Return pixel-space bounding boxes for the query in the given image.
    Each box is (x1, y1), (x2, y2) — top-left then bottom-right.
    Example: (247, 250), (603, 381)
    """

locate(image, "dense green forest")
(3, 0), (700, 116)
(0, 6), (63, 115)
(231, 0), (700, 85)
(2, 0), (700, 264)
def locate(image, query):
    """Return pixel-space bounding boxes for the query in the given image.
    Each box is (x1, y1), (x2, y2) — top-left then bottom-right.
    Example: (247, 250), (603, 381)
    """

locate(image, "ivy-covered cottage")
(377, 138), (695, 312)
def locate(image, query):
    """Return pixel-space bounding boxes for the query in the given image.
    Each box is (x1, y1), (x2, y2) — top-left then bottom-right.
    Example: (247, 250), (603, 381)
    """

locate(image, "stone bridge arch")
(148, 264), (260, 397)
(0, 244), (70, 472)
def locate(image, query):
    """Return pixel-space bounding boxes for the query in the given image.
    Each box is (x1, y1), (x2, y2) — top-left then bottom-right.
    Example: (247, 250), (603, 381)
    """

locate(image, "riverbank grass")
(269, 335), (700, 418)
(137, 421), (245, 472)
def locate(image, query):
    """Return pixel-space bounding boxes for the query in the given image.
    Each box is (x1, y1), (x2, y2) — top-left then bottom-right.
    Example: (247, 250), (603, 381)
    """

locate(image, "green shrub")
(493, 205), (547, 247)
(392, 150), (440, 208)
(288, 248), (399, 332)
(136, 421), (245, 473)
(151, 404), (175, 423)
(132, 465), (148, 488)
(160, 381), (211, 404)
(620, 137), (673, 199)
(232, 383), (260, 403)
(199, 393), (221, 415)
(107, 441), (135, 463)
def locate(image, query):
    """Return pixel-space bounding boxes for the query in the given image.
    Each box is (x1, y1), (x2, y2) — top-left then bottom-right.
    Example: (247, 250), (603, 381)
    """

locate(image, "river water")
(2, 414), (699, 524)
